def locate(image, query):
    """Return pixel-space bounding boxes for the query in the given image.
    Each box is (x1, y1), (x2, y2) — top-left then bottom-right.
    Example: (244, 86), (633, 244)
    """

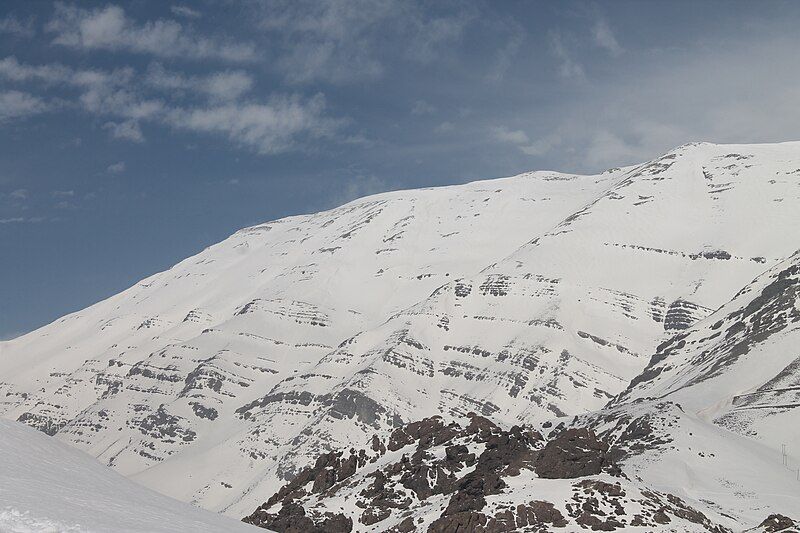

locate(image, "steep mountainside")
(617, 250), (800, 450)
(1, 141), (799, 520)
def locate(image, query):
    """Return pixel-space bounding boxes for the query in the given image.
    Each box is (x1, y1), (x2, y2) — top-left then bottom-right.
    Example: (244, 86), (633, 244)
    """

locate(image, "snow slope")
(0, 419), (259, 532)
(1, 141), (799, 519)
(617, 249), (800, 459)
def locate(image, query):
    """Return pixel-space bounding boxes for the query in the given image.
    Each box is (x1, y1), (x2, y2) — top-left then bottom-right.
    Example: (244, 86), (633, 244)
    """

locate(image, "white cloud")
(46, 3), (256, 62)
(575, 124), (681, 170)
(0, 216), (44, 224)
(0, 90), (50, 122)
(145, 63), (253, 101)
(549, 31), (584, 80)
(0, 14), (35, 38)
(170, 5), (201, 19)
(166, 93), (343, 154)
(0, 56), (133, 90)
(592, 19), (623, 56)
(203, 71), (254, 101)
(0, 58), (157, 124)
(0, 56), (66, 83)
(491, 126), (529, 145)
(107, 161), (126, 174)
(0, 57), (344, 156)
(532, 33), (800, 172)
(0, 57), (162, 124)
(411, 100), (436, 115)
(261, 0), (389, 84)
(487, 27), (524, 83)
(79, 83), (164, 121)
(435, 121), (454, 133)
(9, 189), (28, 200)
(491, 126), (560, 157)
(342, 133), (374, 147)
(404, 9), (472, 64)
(334, 174), (390, 206)
(103, 120), (144, 142)
(518, 135), (561, 157)
(51, 190), (75, 197)
(259, 0), (471, 84)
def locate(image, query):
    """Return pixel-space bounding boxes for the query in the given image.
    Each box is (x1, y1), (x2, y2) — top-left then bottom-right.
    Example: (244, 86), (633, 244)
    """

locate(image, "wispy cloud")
(491, 126), (560, 157)
(9, 189), (28, 200)
(170, 5), (201, 19)
(411, 100), (436, 115)
(333, 173), (391, 207)
(1, 54), (333, 155)
(0, 216), (45, 224)
(548, 31), (584, 80)
(259, 0), (390, 84)
(103, 119), (144, 142)
(46, 3), (256, 62)
(404, 9), (472, 64)
(259, 0), (471, 84)
(487, 26), (524, 83)
(0, 57), (344, 154)
(145, 63), (253, 101)
(0, 55), (134, 91)
(523, 31), (800, 171)
(166, 93), (344, 154)
(592, 19), (623, 56)
(0, 90), (50, 122)
(491, 126), (529, 145)
(107, 161), (126, 174)
(0, 14), (35, 38)
(435, 121), (454, 133)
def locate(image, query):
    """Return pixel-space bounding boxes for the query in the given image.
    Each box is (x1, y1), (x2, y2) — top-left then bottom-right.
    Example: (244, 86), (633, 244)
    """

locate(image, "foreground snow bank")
(0, 509), (84, 533)
(0, 420), (259, 533)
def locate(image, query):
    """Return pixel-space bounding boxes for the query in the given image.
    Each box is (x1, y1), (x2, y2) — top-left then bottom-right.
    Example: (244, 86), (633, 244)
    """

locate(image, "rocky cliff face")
(1, 141), (799, 522)
(242, 412), (797, 532)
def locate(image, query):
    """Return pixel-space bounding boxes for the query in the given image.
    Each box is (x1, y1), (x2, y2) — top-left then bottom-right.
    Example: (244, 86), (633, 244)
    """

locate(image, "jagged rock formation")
(1, 141), (799, 524)
(745, 514), (800, 533)
(243, 413), (787, 532)
(533, 428), (610, 479)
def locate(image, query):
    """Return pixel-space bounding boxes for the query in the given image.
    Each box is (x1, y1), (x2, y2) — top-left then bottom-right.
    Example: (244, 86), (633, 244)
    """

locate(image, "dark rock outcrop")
(243, 413), (734, 532)
(748, 514), (799, 532)
(242, 501), (352, 533)
(534, 428), (609, 478)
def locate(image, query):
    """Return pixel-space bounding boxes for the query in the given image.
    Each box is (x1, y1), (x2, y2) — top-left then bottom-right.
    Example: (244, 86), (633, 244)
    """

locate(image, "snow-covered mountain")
(1, 141), (799, 529)
(0, 418), (258, 532)
(616, 247), (800, 451)
(241, 248), (800, 532)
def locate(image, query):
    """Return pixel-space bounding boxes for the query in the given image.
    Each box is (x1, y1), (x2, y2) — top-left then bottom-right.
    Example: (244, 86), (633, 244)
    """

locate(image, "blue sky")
(2, 0), (800, 339)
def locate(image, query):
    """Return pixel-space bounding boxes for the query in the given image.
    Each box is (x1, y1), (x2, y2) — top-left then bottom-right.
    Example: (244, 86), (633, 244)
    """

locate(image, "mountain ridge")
(1, 141), (799, 528)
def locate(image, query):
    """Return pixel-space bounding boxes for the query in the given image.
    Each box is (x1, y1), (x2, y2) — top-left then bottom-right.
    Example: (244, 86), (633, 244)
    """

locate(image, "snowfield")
(0, 419), (260, 532)
(1, 141), (799, 531)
